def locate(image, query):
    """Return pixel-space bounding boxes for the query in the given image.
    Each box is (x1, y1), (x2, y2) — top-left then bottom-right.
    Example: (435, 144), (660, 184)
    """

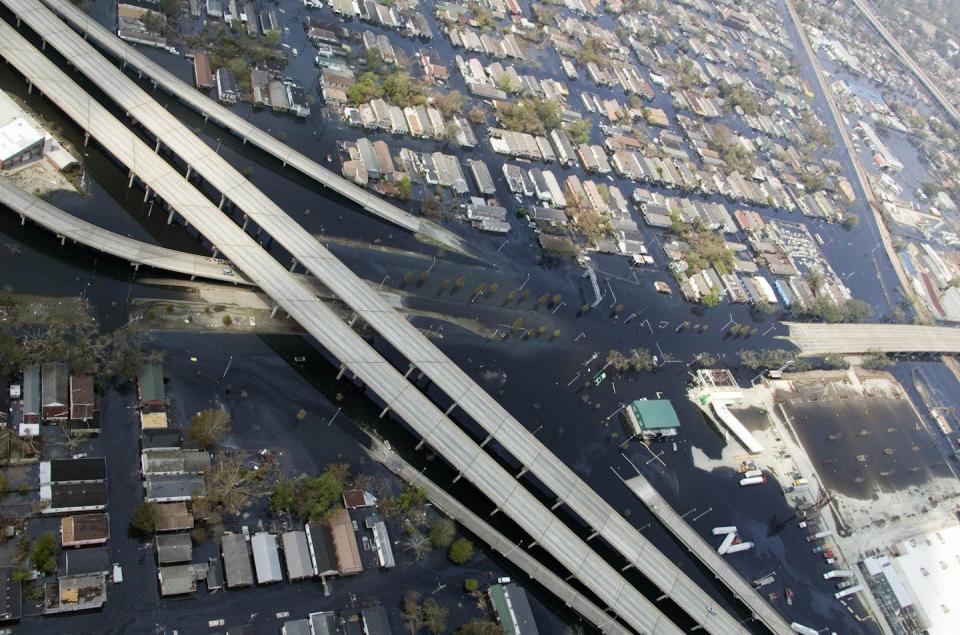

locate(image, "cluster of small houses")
(664, 213), (852, 309)
(319, 0), (433, 41)
(193, 52), (310, 117)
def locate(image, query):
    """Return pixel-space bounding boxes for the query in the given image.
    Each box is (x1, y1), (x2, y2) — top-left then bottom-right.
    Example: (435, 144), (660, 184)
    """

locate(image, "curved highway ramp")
(0, 175), (251, 285)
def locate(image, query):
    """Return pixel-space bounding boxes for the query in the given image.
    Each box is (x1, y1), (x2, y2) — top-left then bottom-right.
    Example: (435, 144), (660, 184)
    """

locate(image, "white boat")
(739, 476), (765, 486)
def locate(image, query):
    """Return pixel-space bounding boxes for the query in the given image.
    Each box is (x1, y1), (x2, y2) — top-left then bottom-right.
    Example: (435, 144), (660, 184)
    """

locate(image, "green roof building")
(137, 363), (166, 408)
(624, 399), (681, 439)
(489, 583), (539, 635)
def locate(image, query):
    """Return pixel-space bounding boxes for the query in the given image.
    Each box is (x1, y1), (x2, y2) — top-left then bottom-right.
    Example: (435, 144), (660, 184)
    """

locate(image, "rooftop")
(61, 513), (110, 546)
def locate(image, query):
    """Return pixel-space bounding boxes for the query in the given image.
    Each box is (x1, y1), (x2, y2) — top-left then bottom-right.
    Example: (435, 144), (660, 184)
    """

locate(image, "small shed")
(624, 399), (681, 439)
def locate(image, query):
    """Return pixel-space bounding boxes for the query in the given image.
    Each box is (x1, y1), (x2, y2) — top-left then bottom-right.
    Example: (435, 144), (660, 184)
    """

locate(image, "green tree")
(222, 314), (233, 326)
(567, 118), (591, 144)
(294, 463), (350, 521)
(397, 175), (412, 201)
(403, 591), (425, 633)
(842, 213), (860, 229)
(448, 538), (474, 564)
(467, 106), (485, 124)
(464, 578), (479, 592)
(822, 353), (850, 369)
(455, 276), (467, 288)
(551, 293), (562, 305)
(129, 503), (158, 538)
(403, 271), (416, 284)
(456, 619), (501, 635)
(30, 532), (57, 574)
(271, 479), (295, 512)
(428, 518), (456, 547)
(189, 409), (231, 448)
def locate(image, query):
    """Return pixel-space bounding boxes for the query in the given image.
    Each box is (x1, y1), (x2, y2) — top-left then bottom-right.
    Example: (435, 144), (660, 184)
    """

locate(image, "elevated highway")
(781, 321), (960, 355)
(3, 5), (784, 631)
(0, 176), (252, 285)
(0, 18), (682, 635)
(37, 0), (465, 253)
(850, 0), (960, 128)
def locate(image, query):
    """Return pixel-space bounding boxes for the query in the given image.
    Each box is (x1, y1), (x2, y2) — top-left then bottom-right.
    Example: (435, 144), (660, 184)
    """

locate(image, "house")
(215, 68), (239, 104)
(193, 52), (215, 89)
(155, 502), (195, 532)
(469, 159), (496, 196)
(42, 458), (106, 485)
(137, 363), (166, 410)
(41, 362), (69, 422)
(490, 583), (539, 635)
(364, 516), (395, 569)
(159, 564), (197, 596)
(221, 533), (254, 588)
(43, 573), (106, 614)
(156, 533), (193, 565)
(282, 619), (312, 635)
(141, 428), (181, 451)
(42, 483), (108, 514)
(0, 118), (44, 170)
(58, 546), (111, 577)
(69, 375), (97, 427)
(282, 531), (315, 581)
(329, 508), (363, 575)
(145, 474), (205, 503)
(309, 612), (338, 635)
(20, 365), (40, 433)
(251, 532), (283, 584)
(61, 513), (110, 547)
(363, 607), (393, 635)
(141, 449), (211, 475)
(305, 522), (339, 577)
(355, 138), (381, 180)
(372, 140), (396, 178)
(623, 399), (681, 439)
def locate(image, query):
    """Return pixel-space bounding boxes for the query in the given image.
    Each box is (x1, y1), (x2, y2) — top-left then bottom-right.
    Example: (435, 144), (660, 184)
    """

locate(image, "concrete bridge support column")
(403, 363), (415, 378)
(211, 247), (219, 259)
(19, 214), (25, 226)
(289, 258), (297, 273)
(59, 234), (66, 246)
(128, 171), (135, 189)
(167, 209), (175, 225)
(270, 304), (279, 318)
(241, 215), (249, 231)
(621, 563), (634, 572)
(551, 499), (563, 510)
(587, 531), (599, 540)
(444, 402), (456, 415)
(415, 439), (426, 450)
(489, 508), (499, 516)
(336, 364), (346, 380)
(219, 194), (226, 210)
(26, 80), (31, 94)
(452, 473), (462, 483)
(516, 466), (529, 478)
(83, 132), (90, 147)
(143, 186), (151, 203)
(155, 138), (161, 153)
(480, 434), (493, 448)
(185, 165), (192, 179)
(379, 406), (390, 419)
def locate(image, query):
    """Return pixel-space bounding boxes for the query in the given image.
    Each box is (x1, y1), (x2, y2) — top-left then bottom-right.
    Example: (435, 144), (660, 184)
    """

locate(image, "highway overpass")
(0, 18), (686, 635)
(37, 0), (465, 253)
(3, 4), (778, 633)
(781, 321), (960, 355)
(0, 176), (253, 285)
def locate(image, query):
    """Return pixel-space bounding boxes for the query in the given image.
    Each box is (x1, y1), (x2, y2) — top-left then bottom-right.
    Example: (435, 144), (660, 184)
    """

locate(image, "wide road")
(0, 19), (681, 635)
(37, 0), (465, 253)
(368, 437), (634, 635)
(784, 0), (925, 321)
(5, 7), (774, 632)
(0, 175), (253, 285)
(850, 0), (960, 128)
(780, 321), (960, 355)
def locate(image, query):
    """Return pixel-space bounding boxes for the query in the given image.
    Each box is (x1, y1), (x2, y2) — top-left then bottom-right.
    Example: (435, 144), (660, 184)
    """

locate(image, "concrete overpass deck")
(0, 19), (681, 635)
(0, 175), (252, 285)
(780, 321), (960, 355)
(622, 473), (787, 634)
(3, 5), (774, 632)
(38, 0), (465, 253)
